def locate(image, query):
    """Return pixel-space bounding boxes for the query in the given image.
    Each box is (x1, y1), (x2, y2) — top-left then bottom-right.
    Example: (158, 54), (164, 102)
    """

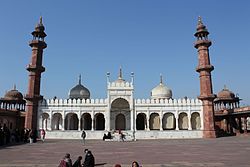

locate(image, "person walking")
(81, 130), (86, 145)
(41, 129), (46, 142)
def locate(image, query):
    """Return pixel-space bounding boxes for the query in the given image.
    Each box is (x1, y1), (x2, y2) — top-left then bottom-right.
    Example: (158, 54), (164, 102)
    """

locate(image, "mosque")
(0, 17), (249, 140)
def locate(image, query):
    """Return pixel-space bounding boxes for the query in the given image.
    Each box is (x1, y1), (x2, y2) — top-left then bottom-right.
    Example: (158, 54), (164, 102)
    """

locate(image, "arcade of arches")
(41, 111), (201, 131)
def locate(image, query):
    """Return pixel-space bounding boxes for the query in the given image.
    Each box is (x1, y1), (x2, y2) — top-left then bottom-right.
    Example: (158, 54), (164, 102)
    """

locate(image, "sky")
(0, 1), (249, 105)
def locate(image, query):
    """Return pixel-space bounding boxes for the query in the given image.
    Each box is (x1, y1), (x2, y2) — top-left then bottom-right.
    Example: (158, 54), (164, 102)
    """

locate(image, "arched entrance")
(162, 113), (176, 130)
(42, 113), (50, 130)
(95, 113), (105, 130)
(110, 98), (130, 130)
(136, 113), (146, 130)
(178, 112), (188, 130)
(65, 113), (78, 130)
(191, 112), (201, 130)
(115, 113), (126, 130)
(51, 113), (62, 130)
(149, 113), (160, 130)
(81, 113), (92, 130)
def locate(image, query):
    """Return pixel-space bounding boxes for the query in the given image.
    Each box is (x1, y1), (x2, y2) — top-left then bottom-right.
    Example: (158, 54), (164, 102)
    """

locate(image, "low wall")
(45, 130), (202, 139)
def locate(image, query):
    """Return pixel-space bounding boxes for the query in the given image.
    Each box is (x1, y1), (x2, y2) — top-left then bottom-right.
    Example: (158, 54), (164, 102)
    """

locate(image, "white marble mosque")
(38, 68), (203, 139)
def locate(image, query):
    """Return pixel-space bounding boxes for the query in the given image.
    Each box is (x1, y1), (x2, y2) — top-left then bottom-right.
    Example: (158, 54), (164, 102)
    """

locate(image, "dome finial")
(224, 84), (227, 90)
(160, 74), (163, 84)
(118, 66), (122, 79)
(79, 74), (81, 85)
(13, 84), (16, 90)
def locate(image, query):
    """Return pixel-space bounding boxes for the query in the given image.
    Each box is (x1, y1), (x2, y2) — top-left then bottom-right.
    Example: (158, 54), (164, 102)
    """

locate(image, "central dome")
(69, 75), (90, 100)
(151, 75), (172, 100)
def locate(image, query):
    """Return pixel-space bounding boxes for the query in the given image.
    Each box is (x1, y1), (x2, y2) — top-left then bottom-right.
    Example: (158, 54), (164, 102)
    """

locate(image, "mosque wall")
(38, 98), (203, 139)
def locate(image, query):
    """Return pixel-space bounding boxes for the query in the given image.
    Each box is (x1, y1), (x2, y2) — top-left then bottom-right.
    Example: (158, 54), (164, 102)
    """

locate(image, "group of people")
(0, 126), (46, 146)
(58, 149), (95, 167)
(102, 129), (125, 141)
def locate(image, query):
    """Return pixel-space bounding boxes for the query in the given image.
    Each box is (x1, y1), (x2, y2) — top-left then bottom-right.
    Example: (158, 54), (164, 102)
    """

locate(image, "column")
(106, 109), (110, 131)
(130, 109), (134, 131)
(49, 111), (52, 131)
(146, 110), (150, 131)
(188, 113), (192, 130)
(175, 111), (179, 130)
(160, 110), (163, 131)
(62, 111), (65, 131)
(188, 108), (192, 130)
(78, 112), (81, 131)
(91, 111), (94, 131)
(244, 117), (248, 134)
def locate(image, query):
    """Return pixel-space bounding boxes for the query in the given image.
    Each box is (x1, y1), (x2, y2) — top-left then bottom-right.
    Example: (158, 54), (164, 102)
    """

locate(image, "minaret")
(25, 17), (47, 129)
(194, 17), (216, 138)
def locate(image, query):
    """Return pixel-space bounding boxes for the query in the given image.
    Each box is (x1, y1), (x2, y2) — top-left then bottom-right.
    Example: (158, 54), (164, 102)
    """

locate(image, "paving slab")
(0, 136), (250, 167)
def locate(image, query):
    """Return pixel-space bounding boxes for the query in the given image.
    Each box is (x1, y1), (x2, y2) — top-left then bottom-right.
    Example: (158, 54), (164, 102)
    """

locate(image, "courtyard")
(0, 136), (250, 167)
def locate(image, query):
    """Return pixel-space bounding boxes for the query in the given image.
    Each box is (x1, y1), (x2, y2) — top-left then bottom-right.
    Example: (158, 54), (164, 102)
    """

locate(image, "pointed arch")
(52, 113), (62, 130)
(162, 113), (176, 130)
(178, 112), (188, 130)
(149, 113), (160, 130)
(81, 113), (92, 130)
(95, 113), (105, 130)
(65, 113), (78, 130)
(136, 113), (147, 130)
(42, 113), (50, 130)
(115, 113), (126, 130)
(191, 112), (201, 130)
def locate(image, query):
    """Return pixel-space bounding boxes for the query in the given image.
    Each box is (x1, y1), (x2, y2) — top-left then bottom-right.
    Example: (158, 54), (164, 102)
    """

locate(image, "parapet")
(135, 98), (202, 106)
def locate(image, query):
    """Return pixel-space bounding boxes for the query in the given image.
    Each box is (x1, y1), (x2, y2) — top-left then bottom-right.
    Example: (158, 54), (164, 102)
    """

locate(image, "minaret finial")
(160, 74), (163, 84)
(198, 16), (203, 25)
(79, 74), (81, 85)
(40, 16), (43, 25)
(118, 66), (122, 79)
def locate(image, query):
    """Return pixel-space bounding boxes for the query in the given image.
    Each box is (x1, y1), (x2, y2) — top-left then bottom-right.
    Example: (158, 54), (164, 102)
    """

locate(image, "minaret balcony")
(26, 64), (45, 72)
(29, 40), (47, 48)
(198, 94), (216, 101)
(25, 94), (43, 101)
(194, 39), (211, 48)
(196, 65), (214, 72)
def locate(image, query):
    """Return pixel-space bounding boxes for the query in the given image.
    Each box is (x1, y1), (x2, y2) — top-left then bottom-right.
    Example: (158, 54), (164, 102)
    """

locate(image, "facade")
(1, 17), (248, 140)
(38, 71), (204, 139)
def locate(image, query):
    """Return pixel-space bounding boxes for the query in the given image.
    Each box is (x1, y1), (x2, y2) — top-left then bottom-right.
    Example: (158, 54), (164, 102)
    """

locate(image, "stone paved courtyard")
(0, 136), (250, 167)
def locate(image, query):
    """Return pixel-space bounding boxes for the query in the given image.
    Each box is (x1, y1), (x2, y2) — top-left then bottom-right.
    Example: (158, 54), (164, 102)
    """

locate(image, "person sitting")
(58, 153), (72, 167)
(83, 150), (95, 167)
(103, 132), (112, 140)
(73, 156), (82, 167)
(131, 161), (140, 167)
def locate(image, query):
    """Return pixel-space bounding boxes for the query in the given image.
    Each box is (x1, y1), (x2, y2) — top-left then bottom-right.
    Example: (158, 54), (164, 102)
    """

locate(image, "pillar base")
(203, 130), (217, 138)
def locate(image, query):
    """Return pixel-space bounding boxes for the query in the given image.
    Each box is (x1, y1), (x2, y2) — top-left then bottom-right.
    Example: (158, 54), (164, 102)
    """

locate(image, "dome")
(3, 86), (24, 101)
(217, 86), (235, 100)
(151, 75), (172, 100)
(69, 76), (90, 100)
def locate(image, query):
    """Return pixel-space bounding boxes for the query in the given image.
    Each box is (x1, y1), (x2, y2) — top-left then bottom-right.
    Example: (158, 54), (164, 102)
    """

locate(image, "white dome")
(151, 76), (172, 99)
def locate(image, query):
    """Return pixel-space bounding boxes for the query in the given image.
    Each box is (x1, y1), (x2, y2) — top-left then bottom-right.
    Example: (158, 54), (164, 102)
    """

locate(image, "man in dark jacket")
(83, 150), (95, 167)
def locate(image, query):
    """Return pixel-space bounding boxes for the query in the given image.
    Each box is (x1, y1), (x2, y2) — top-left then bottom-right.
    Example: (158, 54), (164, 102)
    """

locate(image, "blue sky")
(0, 1), (249, 105)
